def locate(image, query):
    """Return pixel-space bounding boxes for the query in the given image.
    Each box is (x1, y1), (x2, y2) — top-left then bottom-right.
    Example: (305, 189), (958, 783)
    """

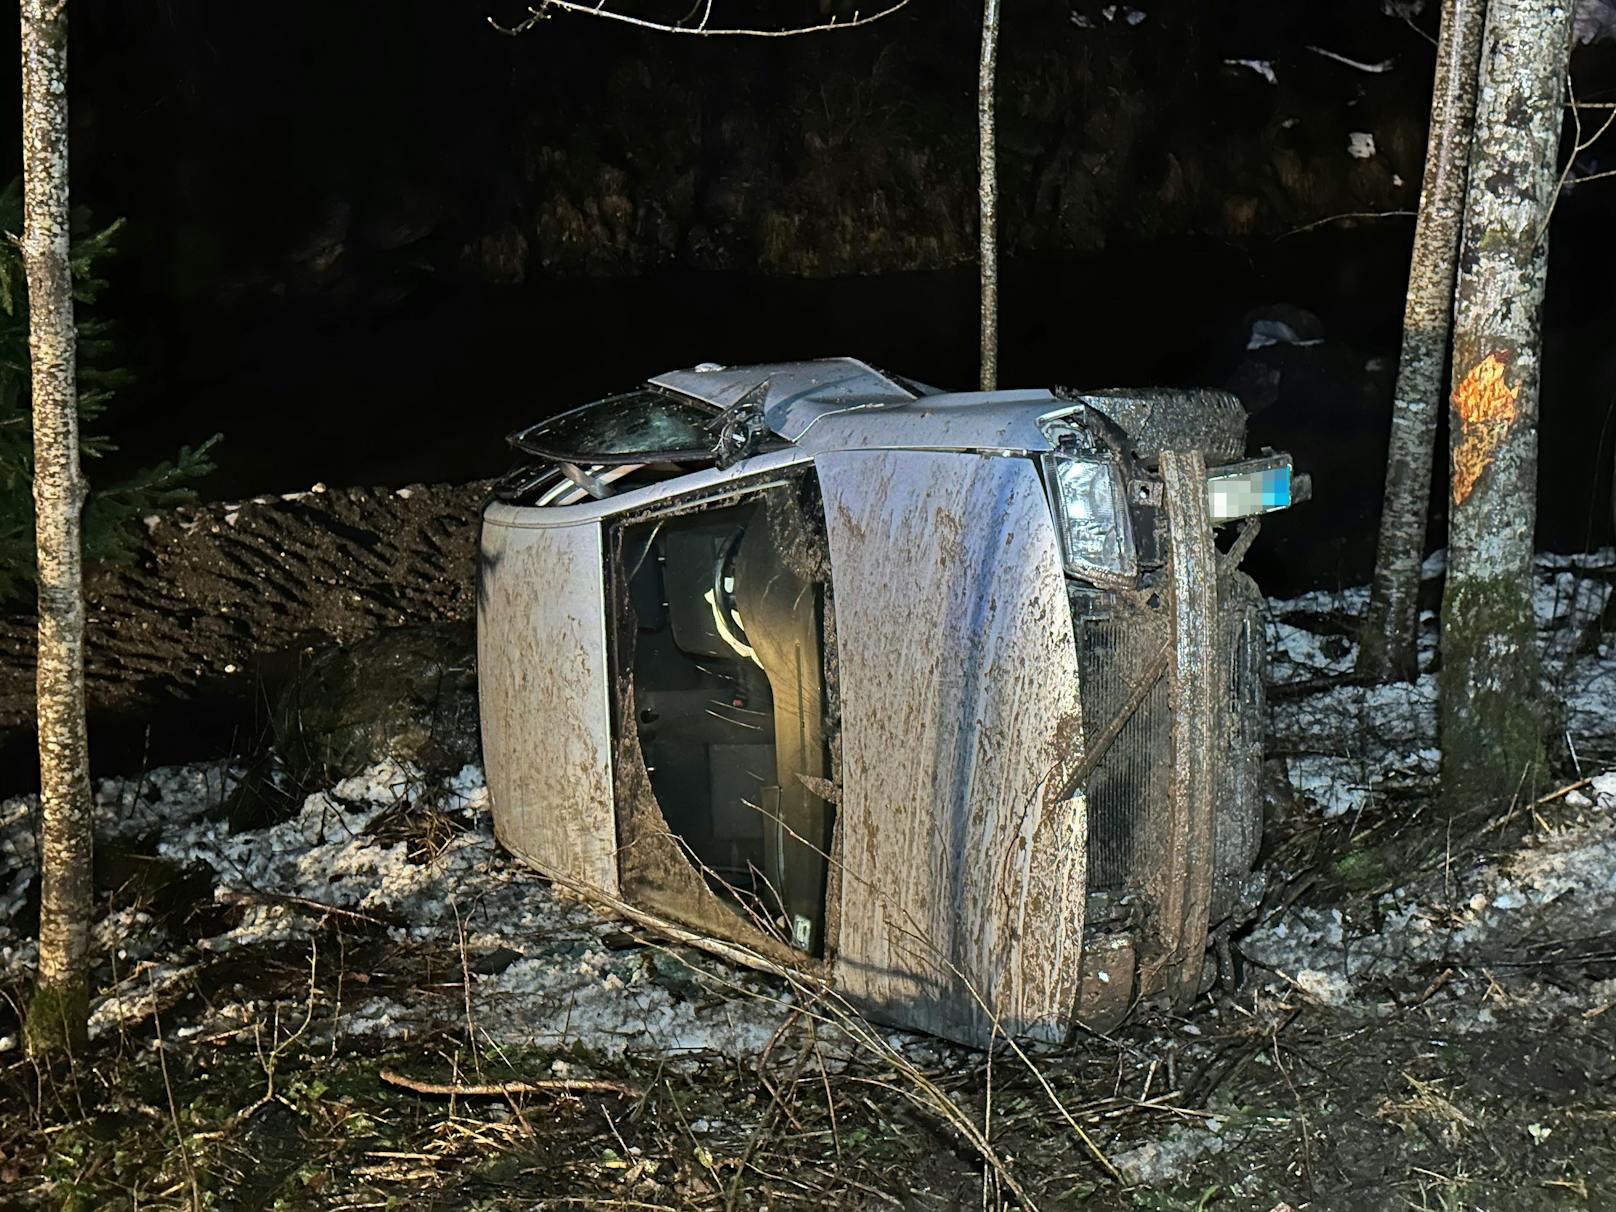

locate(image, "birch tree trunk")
(20, 0), (93, 1058)
(1359, 0), (1487, 682)
(977, 0), (1000, 391)
(1439, 0), (1573, 807)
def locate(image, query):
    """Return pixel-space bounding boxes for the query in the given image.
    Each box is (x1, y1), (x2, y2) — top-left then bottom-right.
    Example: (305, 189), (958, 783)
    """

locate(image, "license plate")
(1207, 456), (1292, 523)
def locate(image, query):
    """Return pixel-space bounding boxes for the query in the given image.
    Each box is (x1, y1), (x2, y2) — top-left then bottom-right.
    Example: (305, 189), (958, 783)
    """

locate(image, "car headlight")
(1044, 454), (1136, 580)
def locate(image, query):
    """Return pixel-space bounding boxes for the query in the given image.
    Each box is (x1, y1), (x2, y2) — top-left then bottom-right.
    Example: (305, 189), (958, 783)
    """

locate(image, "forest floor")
(2, 551), (1616, 1211)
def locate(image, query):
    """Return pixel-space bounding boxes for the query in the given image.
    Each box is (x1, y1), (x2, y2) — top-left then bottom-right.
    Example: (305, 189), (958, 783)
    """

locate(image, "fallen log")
(0, 481), (489, 729)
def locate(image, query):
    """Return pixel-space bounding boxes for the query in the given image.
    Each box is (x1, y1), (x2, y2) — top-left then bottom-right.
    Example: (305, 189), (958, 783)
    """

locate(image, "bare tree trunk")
(20, 0), (93, 1058)
(1359, 0), (1487, 682)
(1439, 0), (1573, 808)
(977, 0), (1000, 391)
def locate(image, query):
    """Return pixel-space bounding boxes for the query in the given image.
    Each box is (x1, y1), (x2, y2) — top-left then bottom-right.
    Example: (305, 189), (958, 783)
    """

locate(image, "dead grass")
(365, 801), (471, 863)
(6, 898), (1616, 1211)
(1379, 1073), (1478, 1148)
(8, 742), (1616, 1209)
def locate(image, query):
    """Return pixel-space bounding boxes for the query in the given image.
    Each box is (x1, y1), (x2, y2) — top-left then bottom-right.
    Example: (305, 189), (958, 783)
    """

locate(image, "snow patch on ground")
(1245, 550), (1616, 1020)
(1224, 58), (1277, 85)
(3, 548), (1615, 1075)
(1113, 1122), (1226, 1184)
(1268, 550), (1616, 822)
(1, 758), (812, 1060)
(1347, 132), (1377, 159)
(1244, 796), (1616, 1015)
(0, 764), (239, 969)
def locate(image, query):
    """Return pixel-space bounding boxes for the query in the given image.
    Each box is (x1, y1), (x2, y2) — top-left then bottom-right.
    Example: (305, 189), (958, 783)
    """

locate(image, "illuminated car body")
(478, 359), (1305, 1045)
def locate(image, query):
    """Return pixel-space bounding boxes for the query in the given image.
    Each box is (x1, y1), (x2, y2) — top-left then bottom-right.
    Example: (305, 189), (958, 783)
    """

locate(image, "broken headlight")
(1043, 454), (1137, 581)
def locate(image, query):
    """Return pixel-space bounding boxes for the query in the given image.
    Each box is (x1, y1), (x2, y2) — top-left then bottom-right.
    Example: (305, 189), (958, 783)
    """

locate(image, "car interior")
(610, 480), (835, 955)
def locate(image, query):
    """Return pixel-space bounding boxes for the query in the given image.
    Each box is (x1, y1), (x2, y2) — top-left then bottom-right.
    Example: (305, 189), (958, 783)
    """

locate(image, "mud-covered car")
(478, 358), (1306, 1046)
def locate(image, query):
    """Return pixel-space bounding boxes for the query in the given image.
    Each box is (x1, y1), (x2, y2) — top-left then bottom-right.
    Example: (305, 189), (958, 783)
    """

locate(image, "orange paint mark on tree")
(1451, 351), (1520, 506)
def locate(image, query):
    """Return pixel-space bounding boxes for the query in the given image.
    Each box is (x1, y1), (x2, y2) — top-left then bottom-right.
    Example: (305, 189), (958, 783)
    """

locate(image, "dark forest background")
(5, 0), (1616, 593)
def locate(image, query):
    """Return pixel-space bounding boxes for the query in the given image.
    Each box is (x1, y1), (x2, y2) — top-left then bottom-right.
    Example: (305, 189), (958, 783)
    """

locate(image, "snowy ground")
(1247, 550), (1616, 1023)
(1268, 549), (1616, 816)
(3, 549), (1616, 1208)
(0, 761), (809, 1063)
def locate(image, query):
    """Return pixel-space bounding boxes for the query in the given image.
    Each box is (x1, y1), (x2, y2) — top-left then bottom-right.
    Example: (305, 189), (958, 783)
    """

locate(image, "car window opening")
(611, 476), (836, 958)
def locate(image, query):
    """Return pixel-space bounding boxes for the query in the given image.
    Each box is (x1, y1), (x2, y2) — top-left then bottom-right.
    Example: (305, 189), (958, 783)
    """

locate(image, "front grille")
(1079, 610), (1172, 891)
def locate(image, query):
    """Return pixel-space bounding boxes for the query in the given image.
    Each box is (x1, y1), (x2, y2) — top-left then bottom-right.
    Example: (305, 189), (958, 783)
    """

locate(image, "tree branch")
(490, 0), (913, 38)
(380, 1067), (643, 1099)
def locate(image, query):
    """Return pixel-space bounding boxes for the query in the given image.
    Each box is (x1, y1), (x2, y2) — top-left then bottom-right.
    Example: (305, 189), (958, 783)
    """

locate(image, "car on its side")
(477, 358), (1305, 1046)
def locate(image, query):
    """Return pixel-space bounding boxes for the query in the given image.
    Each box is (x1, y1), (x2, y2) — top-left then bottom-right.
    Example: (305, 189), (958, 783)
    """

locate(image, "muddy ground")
(2, 552), (1615, 1211)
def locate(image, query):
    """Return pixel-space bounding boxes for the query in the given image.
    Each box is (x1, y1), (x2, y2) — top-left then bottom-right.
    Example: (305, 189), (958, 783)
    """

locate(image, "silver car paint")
(651, 358), (1077, 455)
(650, 358), (914, 439)
(480, 438), (1094, 1044)
(477, 515), (619, 894)
(478, 370), (1268, 1044)
(817, 448), (1088, 1045)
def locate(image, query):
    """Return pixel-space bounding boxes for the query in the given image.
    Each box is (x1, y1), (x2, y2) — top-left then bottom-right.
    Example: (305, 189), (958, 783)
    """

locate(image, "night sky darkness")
(6, 0), (1616, 593)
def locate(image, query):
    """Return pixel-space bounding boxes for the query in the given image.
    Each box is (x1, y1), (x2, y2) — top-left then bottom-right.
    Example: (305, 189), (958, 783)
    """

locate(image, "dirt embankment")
(0, 483), (486, 734)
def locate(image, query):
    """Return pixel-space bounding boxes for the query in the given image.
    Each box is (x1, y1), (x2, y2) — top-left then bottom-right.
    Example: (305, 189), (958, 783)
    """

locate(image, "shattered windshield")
(510, 388), (718, 464)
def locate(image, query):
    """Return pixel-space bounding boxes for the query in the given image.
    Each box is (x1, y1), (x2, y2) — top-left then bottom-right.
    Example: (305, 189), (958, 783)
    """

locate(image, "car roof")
(648, 359), (915, 436)
(649, 357), (1072, 454)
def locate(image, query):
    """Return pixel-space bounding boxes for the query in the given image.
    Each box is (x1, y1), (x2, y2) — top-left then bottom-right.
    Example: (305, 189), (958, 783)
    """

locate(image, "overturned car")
(477, 359), (1305, 1047)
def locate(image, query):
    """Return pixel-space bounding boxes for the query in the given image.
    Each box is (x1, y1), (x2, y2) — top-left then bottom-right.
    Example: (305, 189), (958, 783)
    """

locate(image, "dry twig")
(379, 1067), (643, 1099)
(490, 0), (912, 38)
(216, 885), (395, 928)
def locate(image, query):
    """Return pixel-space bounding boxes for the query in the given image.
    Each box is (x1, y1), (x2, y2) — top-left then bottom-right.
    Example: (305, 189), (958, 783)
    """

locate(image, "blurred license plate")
(1207, 456), (1292, 523)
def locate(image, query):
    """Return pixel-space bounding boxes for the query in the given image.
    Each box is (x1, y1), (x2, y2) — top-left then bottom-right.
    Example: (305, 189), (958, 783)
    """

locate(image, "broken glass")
(510, 388), (719, 464)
